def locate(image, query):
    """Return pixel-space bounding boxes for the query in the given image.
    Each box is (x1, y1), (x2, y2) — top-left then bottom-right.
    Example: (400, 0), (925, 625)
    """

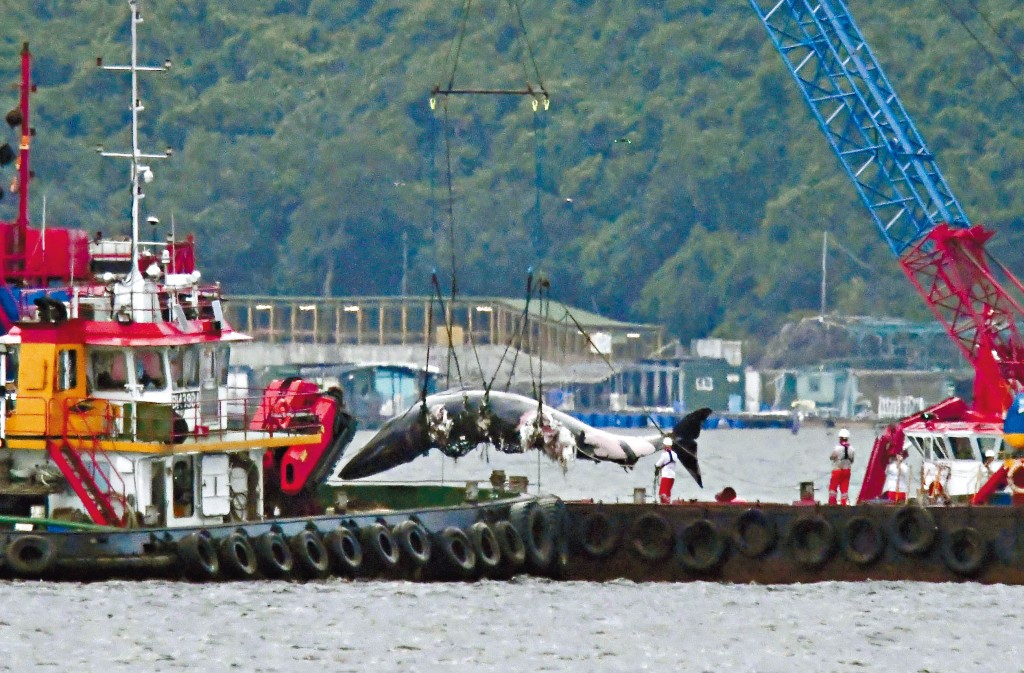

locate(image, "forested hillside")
(2, 0), (1023, 353)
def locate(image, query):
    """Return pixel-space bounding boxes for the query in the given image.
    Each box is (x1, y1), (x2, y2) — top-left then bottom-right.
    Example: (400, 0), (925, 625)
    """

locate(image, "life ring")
(841, 516), (886, 566)
(889, 507), (936, 555)
(677, 518), (727, 572)
(577, 510), (620, 559)
(510, 501), (556, 572)
(432, 526), (477, 580)
(467, 521), (503, 575)
(1008, 461), (1024, 495)
(5, 535), (56, 577)
(219, 531), (258, 579)
(786, 515), (835, 568)
(941, 526), (988, 576)
(732, 508), (777, 558)
(493, 520), (527, 572)
(324, 527), (363, 576)
(628, 512), (675, 562)
(177, 531), (220, 581)
(359, 522), (401, 574)
(392, 520), (432, 569)
(255, 530), (294, 578)
(290, 529), (331, 579)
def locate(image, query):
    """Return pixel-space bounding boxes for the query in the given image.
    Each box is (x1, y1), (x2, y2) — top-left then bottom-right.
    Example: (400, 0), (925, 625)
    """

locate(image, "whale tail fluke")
(670, 407), (713, 488)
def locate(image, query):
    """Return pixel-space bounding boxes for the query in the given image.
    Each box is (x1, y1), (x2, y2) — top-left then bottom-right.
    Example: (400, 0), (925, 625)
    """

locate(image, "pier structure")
(222, 295), (663, 365)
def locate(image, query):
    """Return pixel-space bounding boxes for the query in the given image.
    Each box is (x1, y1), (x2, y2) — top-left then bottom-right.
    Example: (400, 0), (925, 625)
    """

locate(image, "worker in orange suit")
(828, 428), (855, 505)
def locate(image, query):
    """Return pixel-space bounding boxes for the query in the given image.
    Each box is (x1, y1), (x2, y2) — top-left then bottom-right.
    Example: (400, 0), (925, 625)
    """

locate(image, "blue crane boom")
(750, 0), (1024, 500)
(748, 0), (970, 256)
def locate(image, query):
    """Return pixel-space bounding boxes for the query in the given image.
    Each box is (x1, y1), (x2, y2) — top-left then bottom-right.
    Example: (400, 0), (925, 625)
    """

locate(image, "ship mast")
(96, 0), (172, 282)
(14, 42), (31, 260)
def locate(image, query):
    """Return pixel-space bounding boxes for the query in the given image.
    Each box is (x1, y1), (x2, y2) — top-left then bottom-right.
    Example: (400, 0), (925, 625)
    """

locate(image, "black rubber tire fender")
(433, 526), (477, 580)
(177, 531), (220, 581)
(941, 526), (988, 576)
(493, 520), (527, 572)
(255, 530), (294, 578)
(889, 507), (936, 556)
(324, 527), (363, 576)
(467, 521), (502, 575)
(577, 509), (620, 559)
(732, 508), (777, 559)
(290, 529), (331, 579)
(392, 520), (432, 568)
(677, 518), (727, 572)
(628, 512), (675, 562)
(510, 501), (556, 572)
(5, 534), (56, 577)
(538, 498), (570, 579)
(841, 516), (886, 566)
(219, 531), (258, 579)
(360, 522), (401, 573)
(787, 515), (836, 569)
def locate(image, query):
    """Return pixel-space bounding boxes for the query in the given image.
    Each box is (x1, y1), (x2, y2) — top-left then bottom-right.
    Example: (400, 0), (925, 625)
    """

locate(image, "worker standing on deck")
(882, 449), (912, 503)
(654, 437), (679, 504)
(828, 428), (855, 505)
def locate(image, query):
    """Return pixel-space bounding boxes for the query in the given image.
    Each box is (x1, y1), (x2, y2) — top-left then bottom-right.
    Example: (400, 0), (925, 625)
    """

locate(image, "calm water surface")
(3, 426), (1019, 672)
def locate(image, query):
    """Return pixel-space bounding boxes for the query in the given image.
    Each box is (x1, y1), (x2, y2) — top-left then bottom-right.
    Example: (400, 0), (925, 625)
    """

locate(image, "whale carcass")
(339, 389), (712, 484)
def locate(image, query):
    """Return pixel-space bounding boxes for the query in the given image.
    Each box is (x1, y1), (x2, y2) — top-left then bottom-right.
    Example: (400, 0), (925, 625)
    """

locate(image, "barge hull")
(564, 502), (1024, 584)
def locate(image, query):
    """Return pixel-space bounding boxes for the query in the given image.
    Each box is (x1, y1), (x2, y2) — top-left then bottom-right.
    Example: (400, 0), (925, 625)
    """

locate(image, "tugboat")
(0, 1), (564, 583)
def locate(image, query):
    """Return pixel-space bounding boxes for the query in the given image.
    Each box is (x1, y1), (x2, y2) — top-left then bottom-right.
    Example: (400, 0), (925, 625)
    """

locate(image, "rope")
(528, 276), (552, 401)
(483, 271), (533, 392)
(562, 305), (669, 435)
(503, 271), (534, 391)
(431, 273), (465, 389)
(438, 0), (474, 94)
(936, 0), (1024, 99)
(431, 0), (549, 106)
(428, 113), (441, 270)
(441, 101), (459, 300)
(504, 0), (549, 99)
(962, 0), (1024, 74)
(531, 108), (546, 251)
(420, 275), (437, 409)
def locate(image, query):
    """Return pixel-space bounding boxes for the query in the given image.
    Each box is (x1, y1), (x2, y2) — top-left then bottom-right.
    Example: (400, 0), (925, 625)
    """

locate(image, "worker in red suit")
(828, 428), (855, 505)
(654, 437), (679, 504)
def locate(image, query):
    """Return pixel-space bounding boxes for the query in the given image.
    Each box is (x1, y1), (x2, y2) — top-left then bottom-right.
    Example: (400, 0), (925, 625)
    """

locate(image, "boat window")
(170, 346), (200, 389)
(978, 437), (1000, 460)
(200, 347), (215, 385)
(948, 436), (975, 460)
(906, 436), (925, 458)
(4, 346), (17, 386)
(135, 349), (167, 391)
(216, 345), (230, 386)
(57, 349), (78, 392)
(928, 437), (948, 460)
(375, 369), (419, 416)
(90, 350), (129, 391)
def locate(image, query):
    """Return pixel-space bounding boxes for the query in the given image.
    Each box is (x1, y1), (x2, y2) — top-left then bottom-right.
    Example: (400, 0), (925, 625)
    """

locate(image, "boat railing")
(16, 280), (225, 325)
(59, 397), (129, 519)
(8, 391), (323, 447)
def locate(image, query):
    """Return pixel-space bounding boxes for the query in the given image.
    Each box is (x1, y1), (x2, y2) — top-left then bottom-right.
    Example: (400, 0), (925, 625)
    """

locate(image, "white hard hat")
(838, 428), (850, 439)
(662, 436), (673, 447)
(985, 450), (996, 459)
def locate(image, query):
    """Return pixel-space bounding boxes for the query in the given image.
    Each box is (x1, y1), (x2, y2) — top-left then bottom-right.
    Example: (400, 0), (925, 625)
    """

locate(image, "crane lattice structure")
(750, 0), (1024, 415)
